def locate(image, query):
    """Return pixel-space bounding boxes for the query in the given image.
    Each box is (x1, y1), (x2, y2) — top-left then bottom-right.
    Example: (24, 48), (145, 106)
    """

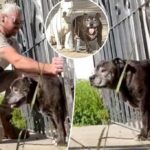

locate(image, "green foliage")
(73, 80), (109, 126)
(11, 108), (26, 129)
(0, 94), (3, 104)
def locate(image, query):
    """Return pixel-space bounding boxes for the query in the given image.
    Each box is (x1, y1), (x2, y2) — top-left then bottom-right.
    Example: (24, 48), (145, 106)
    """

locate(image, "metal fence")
(7, 0), (74, 138)
(93, 0), (150, 131)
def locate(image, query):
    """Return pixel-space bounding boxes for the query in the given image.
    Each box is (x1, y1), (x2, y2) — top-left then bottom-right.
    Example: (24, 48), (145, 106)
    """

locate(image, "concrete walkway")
(1, 124), (150, 150)
(68, 124), (150, 149)
(0, 133), (67, 150)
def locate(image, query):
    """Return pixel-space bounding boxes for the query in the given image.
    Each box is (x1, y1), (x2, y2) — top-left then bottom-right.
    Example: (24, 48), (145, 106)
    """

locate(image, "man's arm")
(0, 46), (63, 75)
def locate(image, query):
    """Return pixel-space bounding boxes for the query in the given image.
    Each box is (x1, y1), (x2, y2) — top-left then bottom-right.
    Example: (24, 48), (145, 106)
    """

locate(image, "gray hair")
(0, 3), (21, 15)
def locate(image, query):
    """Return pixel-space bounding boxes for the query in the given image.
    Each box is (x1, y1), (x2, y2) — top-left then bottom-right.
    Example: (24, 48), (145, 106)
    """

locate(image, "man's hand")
(50, 57), (64, 75)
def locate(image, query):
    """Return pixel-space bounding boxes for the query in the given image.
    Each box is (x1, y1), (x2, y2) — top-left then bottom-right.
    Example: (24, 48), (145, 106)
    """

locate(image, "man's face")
(4, 11), (23, 37)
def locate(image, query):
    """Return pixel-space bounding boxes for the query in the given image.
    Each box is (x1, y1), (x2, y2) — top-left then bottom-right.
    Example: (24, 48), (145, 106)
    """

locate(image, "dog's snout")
(63, 11), (67, 17)
(89, 75), (95, 82)
(90, 23), (93, 27)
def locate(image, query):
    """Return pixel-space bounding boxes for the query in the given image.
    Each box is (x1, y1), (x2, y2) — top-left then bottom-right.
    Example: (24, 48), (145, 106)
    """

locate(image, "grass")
(73, 80), (109, 126)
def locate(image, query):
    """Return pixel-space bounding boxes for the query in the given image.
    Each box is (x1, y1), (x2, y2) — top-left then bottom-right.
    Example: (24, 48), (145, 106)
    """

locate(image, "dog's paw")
(51, 139), (58, 145)
(56, 136), (66, 146)
(57, 140), (67, 146)
(64, 45), (72, 50)
(64, 44), (73, 50)
(87, 50), (93, 53)
(135, 134), (147, 141)
(57, 45), (63, 50)
(51, 138), (66, 146)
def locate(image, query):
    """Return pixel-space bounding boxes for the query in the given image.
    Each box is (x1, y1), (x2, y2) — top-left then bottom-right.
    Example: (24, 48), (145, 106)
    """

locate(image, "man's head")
(0, 3), (23, 37)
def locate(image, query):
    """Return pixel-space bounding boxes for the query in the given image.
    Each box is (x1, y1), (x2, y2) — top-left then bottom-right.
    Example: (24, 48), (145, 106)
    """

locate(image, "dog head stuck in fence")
(7, 77), (36, 108)
(6, 75), (67, 145)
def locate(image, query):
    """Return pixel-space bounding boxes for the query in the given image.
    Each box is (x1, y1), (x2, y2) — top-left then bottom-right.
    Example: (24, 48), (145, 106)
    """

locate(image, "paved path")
(68, 124), (150, 149)
(1, 124), (150, 150)
(0, 133), (67, 150)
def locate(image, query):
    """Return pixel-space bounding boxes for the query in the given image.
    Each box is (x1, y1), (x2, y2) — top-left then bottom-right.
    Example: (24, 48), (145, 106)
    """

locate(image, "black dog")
(73, 13), (103, 53)
(6, 75), (67, 145)
(90, 58), (150, 140)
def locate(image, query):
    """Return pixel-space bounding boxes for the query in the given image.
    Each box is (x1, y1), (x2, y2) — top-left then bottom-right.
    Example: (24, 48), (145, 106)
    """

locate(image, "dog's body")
(90, 58), (150, 140)
(73, 13), (103, 53)
(46, 0), (73, 50)
(6, 75), (67, 144)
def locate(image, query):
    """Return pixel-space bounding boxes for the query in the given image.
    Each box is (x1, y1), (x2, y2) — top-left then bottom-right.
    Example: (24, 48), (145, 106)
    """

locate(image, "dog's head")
(7, 77), (36, 108)
(60, 0), (73, 17)
(89, 58), (126, 89)
(83, 13), (101, 36)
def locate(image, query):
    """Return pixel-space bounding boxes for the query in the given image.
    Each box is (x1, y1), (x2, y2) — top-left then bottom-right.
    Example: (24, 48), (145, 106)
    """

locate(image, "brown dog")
(90, 58), (150, 140)
(73, 13), (103, 53)
(5, 75), (67, 145)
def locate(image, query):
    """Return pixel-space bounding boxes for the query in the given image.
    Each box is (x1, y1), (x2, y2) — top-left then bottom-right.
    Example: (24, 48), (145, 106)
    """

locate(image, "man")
(0, 3), (64, 139)
(0, 3), (64, 91)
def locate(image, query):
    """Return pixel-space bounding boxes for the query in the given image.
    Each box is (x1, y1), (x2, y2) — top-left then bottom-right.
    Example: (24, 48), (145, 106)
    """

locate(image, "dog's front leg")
(64, 31), (73, 49)
(138, 111), (150, 140)
(84, 39), (91, 53)
(55, 35), (63, 50)
(97, 26), (102, 47)
(53, 28), (63, 50)
(52, 111), (66, 145)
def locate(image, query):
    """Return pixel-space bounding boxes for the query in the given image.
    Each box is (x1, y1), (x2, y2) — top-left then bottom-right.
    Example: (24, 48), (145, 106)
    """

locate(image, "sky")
(74, 56), (94, 80)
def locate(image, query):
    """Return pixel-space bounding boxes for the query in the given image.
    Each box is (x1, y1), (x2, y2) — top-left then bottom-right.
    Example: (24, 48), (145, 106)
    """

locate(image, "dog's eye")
(85, 18), (90, 21)
(101, 69), (106, 72)
(22, 88), (29, 92)
(13, 87), (18, 92)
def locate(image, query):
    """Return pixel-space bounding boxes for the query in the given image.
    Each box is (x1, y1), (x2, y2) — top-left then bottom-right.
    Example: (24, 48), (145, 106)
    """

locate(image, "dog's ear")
(83, 13), (88, 17)
(23, 77), (32, 84)
(96, 12), (101, 18)
(113, 57), (126, 68)
(10, 77), (23, 89)
(126, 64), (136, 73)
(23, 77), (29, 82)
(113, 57), (125, 64)
(0, 66), (3, 73)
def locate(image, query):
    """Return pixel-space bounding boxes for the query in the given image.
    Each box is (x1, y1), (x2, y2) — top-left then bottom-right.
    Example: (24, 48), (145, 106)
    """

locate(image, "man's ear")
(0, 14), (6, 23)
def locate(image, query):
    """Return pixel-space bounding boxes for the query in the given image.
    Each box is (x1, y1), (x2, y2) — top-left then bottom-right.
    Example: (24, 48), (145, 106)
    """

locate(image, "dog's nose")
(90, 23), (93, 26)
(63, 11), (67, 17)
(89, 75), (95, 82)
